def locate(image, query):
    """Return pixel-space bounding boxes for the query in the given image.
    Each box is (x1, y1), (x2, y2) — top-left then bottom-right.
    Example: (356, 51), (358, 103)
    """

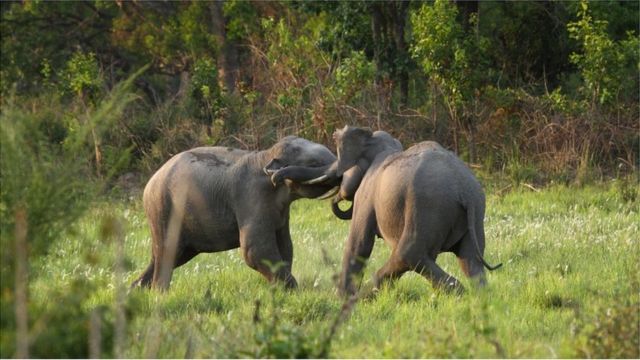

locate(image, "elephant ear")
(334, 126), (372, 176)
(334, 125), (372, 143)
(350, 126), (373, 140)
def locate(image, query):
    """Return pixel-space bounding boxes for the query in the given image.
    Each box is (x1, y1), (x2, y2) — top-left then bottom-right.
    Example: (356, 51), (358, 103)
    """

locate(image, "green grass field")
(28, 182), (639, 358)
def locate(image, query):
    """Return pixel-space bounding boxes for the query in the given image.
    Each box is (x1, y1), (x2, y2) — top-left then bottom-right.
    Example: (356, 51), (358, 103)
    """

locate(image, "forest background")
(0, 0), (638, 357)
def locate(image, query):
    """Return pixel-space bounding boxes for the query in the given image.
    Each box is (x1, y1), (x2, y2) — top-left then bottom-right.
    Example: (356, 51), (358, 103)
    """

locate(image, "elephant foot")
(436, 278), (466, 296)
(337, 283), (358, 299)
(469, 273), (488, 288)
(283, 276), (298, 290)
(130, 260), (154, 289)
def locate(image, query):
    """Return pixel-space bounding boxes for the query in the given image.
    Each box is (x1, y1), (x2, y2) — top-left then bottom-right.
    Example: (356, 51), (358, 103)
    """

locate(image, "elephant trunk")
(331, 197), (353, 220)
(269, 163), (339, 186)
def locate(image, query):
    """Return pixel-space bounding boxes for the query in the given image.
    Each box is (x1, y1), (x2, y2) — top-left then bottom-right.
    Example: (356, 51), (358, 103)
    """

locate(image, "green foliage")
(10, 184), (637, 357)
(61, 51), (104, 101)
(411, 0), (489, 121)
(1, 0), (638, 183)
(263, 17), (324, 85)
(0, 100), (93, 256)
(303, 2), (373, 61)
(223, 0), (261, 41)
(334, 51), (376, 102)
(411, 0), (465, 106)
(0, 72), (140, 357)
(248, 291), (320, 358)
(506, 159), (541, 186)
(573, 296), (639, 358)
(111, 2), (216, 73)
(542, 88), (583, 115)
(478, 2), (574, 89)
(0, 1), (117, 94)
(568, 0), (640, 106)
(0, 99), (94, 356)
(28, 280), (115, 358)
(187, 58), (222, 125)
(612, 176), (639, 204)
(1, 2), (639, 355)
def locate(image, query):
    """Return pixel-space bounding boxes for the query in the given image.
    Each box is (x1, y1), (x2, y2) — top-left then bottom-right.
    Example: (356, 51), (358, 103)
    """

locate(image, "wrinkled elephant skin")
(308, 126), (501, 296)
(131, 136), (339, 290)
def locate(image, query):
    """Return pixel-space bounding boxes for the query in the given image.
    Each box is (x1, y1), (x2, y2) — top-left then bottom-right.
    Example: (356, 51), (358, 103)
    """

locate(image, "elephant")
(302, 125), (502, 296)
(268, 131), (401, 220)
(131, 136), (341, 290)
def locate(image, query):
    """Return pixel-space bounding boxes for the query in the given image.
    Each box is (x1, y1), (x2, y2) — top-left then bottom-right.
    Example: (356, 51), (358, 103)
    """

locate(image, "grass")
(26, 181), (639, 358)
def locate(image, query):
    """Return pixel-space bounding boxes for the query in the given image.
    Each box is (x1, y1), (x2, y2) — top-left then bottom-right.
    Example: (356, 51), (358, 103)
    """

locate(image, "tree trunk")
(174, 71), (191, 101)
(14, 207), (28, 359)
(371, 3), (384, 79)
(468, 115), (477, 164)
(371, 3), (385, 121)
(211, 1), (239, 94)
(455, 0), (478, 32)
(391, 2), (409, 107)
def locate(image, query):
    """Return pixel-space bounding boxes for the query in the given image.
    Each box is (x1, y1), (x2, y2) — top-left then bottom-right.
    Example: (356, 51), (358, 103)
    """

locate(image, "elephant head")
(262, 136), (341, 200)
(275, 126), (403, 219)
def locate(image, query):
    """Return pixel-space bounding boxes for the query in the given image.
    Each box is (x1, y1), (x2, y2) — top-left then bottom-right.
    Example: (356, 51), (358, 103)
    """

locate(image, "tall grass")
(13, 181), (639, 358)
(0, 71), (140, 357)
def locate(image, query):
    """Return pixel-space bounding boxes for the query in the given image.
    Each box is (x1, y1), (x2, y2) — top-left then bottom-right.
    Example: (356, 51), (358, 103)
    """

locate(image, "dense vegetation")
(3, 185), (640, 358)
(2, 0), (638, 177)
(1, 0), (638, 358)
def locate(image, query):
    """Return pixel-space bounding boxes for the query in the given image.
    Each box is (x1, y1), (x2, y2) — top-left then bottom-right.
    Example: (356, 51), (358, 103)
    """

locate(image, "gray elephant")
(131, 136), (340, 290)
(302, 126), (501, 296)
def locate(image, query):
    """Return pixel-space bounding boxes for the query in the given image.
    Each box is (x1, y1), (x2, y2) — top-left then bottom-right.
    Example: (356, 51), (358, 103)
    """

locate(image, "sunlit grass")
(28, 182), (639, 357)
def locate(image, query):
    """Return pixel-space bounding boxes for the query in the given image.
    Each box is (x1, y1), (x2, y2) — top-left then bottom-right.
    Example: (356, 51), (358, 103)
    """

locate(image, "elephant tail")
(465, 202), (502, 271)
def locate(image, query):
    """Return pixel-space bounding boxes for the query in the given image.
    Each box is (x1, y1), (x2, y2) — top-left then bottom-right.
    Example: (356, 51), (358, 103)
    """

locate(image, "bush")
(568, 0), (640, 107)
(0, 71), (139, 357)
(574, 300), (640, 358)
(333, 50), (376, 103)
(28, 280), (115, 358)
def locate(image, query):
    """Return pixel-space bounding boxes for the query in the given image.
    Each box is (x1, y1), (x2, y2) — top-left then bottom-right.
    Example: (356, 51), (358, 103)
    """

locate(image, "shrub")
(574, 300), (640, 358)
(28, 280), (115, 358)
(333, 50), (376, 103)
(187, 58), (223, 126)
(0, 71), (139, 357)
(568, 0), (640, 107)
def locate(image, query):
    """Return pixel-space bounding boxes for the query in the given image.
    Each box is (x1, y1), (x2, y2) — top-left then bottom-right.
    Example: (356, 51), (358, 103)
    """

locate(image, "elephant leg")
(275, 222), (298, 288)
(373, 250), (410, 290)
(240, 225), (297, 289)
(415, 258), (465, 294)
(131, 258), (154, 288)
(151, 245), (198, 290)
(152, 243), (172, 291)
(339, 215), (376, 297)
(454, 233), (487, 287)
(400, 212), (465, 294)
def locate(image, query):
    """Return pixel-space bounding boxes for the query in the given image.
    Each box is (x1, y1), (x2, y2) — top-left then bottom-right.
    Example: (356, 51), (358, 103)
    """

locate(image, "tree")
(411, 0), (489, 160)
(370, 1), (410, 107)
(568, 0), (640, 108)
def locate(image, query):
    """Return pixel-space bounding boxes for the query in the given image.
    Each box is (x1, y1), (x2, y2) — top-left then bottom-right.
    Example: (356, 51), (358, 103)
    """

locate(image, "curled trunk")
(331, 197), (353, 220)
(270, 162), (355, 219)
(269, 163), (339, 186)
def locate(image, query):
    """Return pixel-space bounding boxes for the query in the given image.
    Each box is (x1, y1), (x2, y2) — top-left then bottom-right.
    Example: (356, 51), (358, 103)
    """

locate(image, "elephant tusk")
(270, 173), (279, 187)
(316, 186), (339, 200)
(303, 174), (329, 185)
(263, 167), (277, 176)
